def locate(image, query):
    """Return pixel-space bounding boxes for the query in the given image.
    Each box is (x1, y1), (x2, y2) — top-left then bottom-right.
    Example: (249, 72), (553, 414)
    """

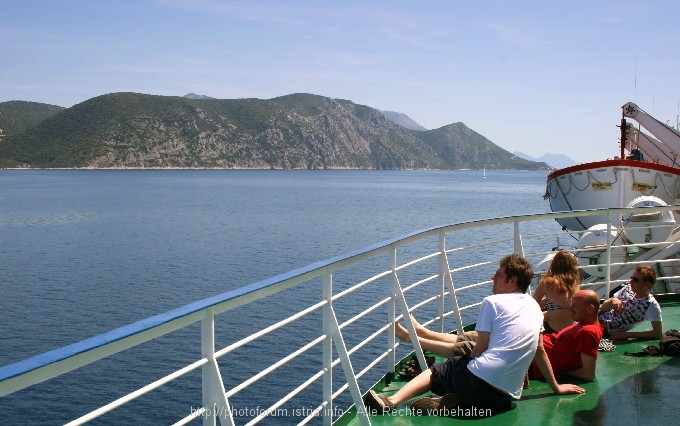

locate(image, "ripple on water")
(0, 213), (95, 227)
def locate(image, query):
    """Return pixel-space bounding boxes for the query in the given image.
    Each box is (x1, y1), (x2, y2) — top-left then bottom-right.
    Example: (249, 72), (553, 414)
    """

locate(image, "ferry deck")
(339, 294), (680, 426)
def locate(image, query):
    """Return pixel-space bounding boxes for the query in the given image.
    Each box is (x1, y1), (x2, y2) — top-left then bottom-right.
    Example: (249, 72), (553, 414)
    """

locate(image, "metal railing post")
(388, 247), (397, 374)
(326, 306), (369, 425)
(606, 211), (613, 295)
(437, 232), (446, 333)
(514, 220), (525, 257)
(201, 309), (217, 426)
(440, 234), (464, 335)
(201, 308), (234, 426)
(391, 246), (429, 372)
(322, 271), (333, 426)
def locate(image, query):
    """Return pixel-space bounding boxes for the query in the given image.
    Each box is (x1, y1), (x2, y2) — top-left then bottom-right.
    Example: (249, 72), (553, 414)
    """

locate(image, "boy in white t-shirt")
(364, 255), (585, 416)
(598, 266), (663, 340)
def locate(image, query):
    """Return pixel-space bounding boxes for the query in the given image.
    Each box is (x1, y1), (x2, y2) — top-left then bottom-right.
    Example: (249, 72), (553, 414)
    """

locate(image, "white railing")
(1, 206), (679, 425)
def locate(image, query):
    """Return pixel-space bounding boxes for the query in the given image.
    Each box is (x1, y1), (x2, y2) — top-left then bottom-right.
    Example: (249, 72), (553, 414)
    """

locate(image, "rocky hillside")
(0, 93), (546, 170)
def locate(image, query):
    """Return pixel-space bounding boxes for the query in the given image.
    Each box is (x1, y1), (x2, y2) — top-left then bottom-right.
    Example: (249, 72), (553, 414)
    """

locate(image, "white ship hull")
(545, 159), (680, 231)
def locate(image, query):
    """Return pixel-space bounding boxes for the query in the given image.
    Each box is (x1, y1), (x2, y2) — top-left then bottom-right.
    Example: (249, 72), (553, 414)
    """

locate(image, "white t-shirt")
(467, 292), (543, 399)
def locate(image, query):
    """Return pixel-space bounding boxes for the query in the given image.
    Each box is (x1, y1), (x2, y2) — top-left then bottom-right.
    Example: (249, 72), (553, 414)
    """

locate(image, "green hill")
(0, 101), (64, 136)
(0, 93), (547, 170)
(416, 122), (540, 169)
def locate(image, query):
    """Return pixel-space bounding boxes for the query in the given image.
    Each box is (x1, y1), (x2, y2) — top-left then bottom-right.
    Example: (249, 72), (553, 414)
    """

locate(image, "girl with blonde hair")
(532, 250), (581, 334)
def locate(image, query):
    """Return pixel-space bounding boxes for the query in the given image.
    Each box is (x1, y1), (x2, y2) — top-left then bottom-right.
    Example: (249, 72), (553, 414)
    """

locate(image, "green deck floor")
(342, 295), (680, 426)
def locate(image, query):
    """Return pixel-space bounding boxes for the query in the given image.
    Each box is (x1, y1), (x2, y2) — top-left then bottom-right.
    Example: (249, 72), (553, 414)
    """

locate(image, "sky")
(2, 1), (680, 163)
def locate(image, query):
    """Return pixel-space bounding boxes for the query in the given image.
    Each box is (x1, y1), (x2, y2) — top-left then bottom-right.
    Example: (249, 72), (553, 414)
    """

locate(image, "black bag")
(624, 330), (680, 357)
(660, 331), (680, 356)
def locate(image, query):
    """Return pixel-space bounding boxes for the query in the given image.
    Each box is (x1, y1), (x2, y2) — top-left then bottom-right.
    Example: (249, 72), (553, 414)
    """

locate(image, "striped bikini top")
(544, 297), (565, 311)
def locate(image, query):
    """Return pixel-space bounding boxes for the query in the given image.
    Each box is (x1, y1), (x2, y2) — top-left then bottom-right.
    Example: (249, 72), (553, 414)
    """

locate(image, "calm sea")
(0, 169), (550, 424)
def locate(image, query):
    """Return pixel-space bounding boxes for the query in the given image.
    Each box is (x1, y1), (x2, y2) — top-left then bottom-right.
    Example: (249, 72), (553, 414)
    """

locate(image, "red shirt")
(530, 321), (603, 378)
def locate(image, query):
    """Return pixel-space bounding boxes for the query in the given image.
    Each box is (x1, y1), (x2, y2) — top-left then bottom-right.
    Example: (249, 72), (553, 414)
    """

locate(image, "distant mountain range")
(0, 92), (549, 170)
(380, 111), (428, 131)
(513, 151), (577, 169)
(378, 110), (575, 169)
(183, 93), (216, 100)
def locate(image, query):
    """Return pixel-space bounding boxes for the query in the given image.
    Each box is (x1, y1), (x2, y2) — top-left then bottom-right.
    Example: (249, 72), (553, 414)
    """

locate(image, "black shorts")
(430, 355), (514, 412)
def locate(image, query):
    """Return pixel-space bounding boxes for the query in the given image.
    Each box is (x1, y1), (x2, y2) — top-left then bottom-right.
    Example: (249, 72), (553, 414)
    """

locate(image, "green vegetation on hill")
(0, 101), (64, 136)
(416, 123), (540, 169)
(0, 93), (548, 170)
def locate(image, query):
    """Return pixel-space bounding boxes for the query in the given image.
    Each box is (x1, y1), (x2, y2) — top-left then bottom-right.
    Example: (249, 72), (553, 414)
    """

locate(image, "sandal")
(410, 393), (459, 416)
(364, 390), (395, 414)
(410, 396), (440, 415)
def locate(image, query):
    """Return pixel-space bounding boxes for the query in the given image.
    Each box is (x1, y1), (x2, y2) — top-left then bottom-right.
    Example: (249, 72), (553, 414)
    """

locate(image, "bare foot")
(394, 322), (411, 342)
(409, 314), (425, 334)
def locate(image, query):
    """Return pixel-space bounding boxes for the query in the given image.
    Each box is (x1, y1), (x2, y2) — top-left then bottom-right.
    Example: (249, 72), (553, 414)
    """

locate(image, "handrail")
(1, 205), (680, 425)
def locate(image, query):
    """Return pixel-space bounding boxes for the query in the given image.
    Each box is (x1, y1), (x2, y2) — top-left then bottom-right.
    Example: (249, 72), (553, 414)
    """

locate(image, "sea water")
(0, 169), (550, 424)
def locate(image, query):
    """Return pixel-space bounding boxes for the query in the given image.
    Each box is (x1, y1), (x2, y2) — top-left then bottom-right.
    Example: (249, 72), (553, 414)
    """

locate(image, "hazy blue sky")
(3, 1), (679, 163)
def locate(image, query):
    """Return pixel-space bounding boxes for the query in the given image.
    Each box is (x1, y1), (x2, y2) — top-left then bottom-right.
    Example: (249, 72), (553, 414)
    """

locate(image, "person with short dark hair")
(599, 266), (663, 340)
